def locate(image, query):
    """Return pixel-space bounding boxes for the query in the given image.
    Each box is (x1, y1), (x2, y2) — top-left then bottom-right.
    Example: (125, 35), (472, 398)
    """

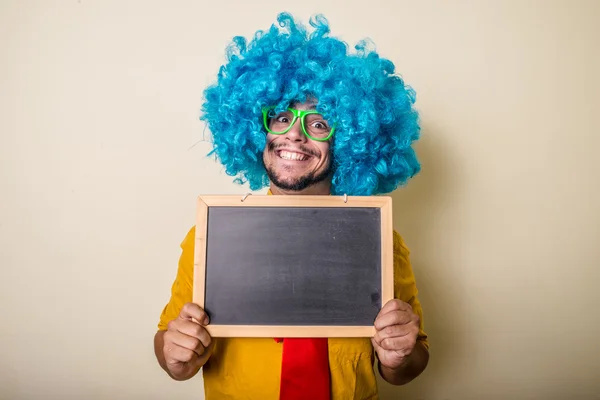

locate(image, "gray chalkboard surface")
(192, 195), (394, 338)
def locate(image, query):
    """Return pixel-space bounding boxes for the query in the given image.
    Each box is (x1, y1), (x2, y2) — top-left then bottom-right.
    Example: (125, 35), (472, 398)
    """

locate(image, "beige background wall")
(1, 0), (599, 399)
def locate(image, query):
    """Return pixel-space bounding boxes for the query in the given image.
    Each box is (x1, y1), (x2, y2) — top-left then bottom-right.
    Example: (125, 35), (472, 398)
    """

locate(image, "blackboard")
(192, 194), (393, 337)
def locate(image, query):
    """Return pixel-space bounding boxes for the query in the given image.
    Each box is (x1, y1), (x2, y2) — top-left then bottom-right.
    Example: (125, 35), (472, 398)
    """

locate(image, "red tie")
(277, 338), (330, 400)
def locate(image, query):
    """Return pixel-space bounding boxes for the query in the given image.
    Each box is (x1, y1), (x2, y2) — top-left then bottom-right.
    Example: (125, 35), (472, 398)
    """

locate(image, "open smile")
(276, 150), (312, 162)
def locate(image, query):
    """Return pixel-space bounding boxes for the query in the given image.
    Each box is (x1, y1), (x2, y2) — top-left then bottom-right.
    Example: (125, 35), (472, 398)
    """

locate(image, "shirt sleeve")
(157, 226), (196, 331)
(393, 230), (429, 350)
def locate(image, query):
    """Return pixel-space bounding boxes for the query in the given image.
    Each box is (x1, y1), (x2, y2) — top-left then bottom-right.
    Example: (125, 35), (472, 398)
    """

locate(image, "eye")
(276, 116), (290, 123)
(310, 120), (329, 130)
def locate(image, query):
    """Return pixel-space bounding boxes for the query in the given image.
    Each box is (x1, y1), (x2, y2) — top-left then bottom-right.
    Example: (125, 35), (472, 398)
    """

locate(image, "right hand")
(163, 302), (214, 379)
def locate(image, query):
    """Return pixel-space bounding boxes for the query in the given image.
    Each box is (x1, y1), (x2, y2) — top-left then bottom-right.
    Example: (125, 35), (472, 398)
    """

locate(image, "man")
(154, 12), (429, 399)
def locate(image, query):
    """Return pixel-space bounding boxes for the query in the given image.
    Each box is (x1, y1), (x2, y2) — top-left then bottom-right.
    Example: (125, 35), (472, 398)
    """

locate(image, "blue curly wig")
(200, 12), (421, 196)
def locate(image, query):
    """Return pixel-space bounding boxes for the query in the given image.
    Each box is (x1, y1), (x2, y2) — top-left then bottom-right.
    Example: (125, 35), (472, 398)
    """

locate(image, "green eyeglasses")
(262, 106), (336, 142)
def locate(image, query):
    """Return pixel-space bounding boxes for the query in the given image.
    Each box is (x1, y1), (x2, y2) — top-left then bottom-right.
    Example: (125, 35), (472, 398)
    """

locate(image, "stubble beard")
(264, 152), (332, 192)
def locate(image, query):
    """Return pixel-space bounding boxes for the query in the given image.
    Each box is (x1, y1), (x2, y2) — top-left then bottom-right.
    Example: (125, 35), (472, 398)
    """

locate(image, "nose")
(285, 118), (307, 143)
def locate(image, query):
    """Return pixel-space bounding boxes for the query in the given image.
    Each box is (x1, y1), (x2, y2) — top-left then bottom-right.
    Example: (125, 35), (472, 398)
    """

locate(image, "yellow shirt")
(158, 220), (428, 399)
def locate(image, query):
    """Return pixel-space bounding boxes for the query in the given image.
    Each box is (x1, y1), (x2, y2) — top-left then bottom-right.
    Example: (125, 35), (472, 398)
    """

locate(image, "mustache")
(269, 142), (319, 158)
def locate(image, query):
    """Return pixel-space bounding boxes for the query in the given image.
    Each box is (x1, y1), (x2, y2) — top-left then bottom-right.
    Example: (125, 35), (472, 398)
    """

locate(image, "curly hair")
(200, 12), (421, 195)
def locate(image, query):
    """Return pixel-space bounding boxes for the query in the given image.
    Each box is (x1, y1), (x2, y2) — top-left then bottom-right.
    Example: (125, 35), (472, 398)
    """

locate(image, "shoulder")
(180, 225), (196, 251)
(392, 229), (411, 263)
(173, 226), (197, 285)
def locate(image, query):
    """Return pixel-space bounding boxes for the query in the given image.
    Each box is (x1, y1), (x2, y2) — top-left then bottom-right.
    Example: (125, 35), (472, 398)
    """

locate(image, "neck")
(269, 181), (331, 196)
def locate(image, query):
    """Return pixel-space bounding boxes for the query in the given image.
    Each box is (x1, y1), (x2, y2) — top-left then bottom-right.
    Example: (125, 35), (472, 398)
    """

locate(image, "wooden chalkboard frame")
(192, 194), (394, 337)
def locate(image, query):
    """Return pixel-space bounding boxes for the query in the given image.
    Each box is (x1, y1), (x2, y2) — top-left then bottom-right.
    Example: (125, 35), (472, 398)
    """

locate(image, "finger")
(379, 299), (412, 315)
(164, 340), (200, 364)
(374, 310), (415, 331)
(167, 316), (212, 350)
(176, 319), (212, 349)
(165, 329), (206, 357)
(371, 337), (382, 352)
(379, 335), (417, 354)
(373, 323), (414, 345)
(179, 303), (210, 325)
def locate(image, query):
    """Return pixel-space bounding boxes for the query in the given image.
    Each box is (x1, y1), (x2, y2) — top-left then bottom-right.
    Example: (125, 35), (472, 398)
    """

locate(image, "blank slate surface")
(192, 195), (394, 337)
(205, 207), (381, 326)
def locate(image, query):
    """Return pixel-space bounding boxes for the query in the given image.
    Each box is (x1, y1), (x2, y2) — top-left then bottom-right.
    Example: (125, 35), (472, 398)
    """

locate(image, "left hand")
(372, 299), (420, 370)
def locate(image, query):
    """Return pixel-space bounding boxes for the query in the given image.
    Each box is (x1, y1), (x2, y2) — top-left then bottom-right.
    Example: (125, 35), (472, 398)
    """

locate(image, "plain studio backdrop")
(1, 0), (599, 399)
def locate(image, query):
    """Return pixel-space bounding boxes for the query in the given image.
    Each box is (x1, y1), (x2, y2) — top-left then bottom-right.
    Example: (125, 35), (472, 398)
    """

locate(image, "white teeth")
(279, 151), (308, 161)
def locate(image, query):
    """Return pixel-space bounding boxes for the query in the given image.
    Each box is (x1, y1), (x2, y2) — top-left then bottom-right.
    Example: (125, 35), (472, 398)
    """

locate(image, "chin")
(272, 175), (311, 191)
(266, 165), (332, 192)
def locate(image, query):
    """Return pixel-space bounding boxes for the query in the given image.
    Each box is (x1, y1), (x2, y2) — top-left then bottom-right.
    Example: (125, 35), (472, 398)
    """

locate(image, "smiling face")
(262, 101), (333, 195)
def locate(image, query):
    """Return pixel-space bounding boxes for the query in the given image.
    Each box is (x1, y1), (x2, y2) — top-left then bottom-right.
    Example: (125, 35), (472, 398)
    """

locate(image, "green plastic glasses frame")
(262, 106), (336, 142)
